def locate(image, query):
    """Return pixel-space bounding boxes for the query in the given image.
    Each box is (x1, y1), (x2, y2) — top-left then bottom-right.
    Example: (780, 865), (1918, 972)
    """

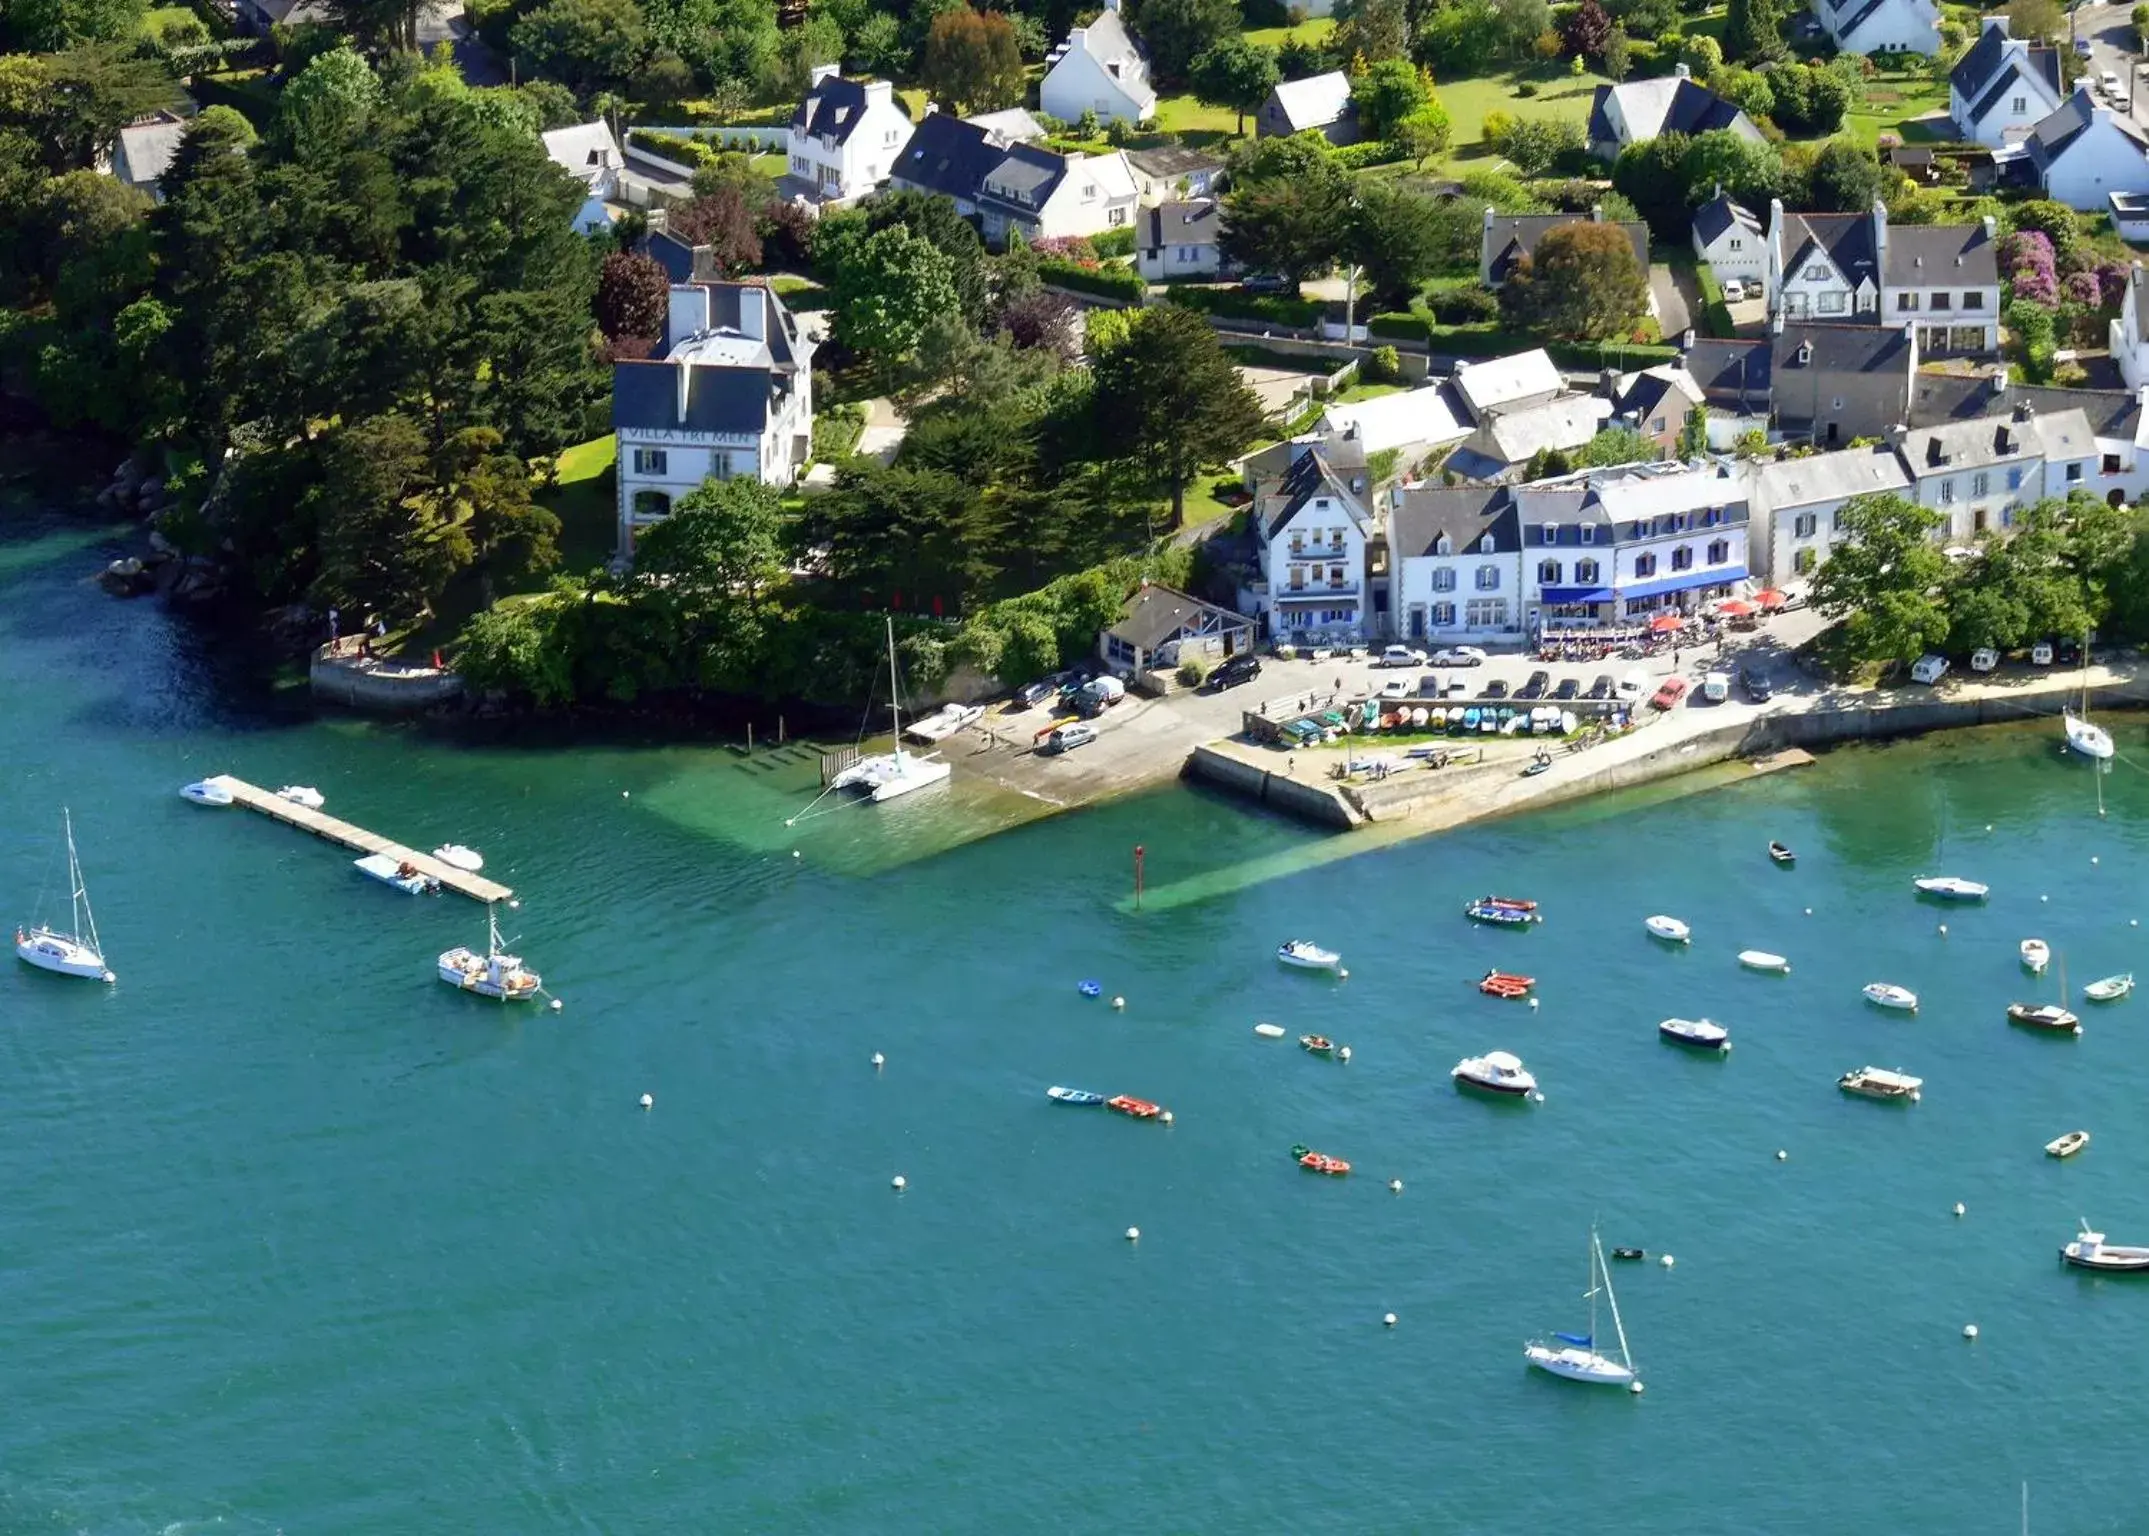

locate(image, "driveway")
(417, 2), (508, 87)
(1651, 263), (1696, 342)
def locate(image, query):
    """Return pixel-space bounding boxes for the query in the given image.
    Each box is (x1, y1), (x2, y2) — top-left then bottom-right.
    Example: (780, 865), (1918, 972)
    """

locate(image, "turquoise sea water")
(5, 511), (2149, 1532)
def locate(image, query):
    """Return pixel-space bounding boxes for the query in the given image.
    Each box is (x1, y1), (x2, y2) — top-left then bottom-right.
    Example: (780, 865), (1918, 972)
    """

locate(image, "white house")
(1254, 441), (1375, 639)
(1039, 0), (1156, 127)
(1691, 190), (1765, 297)
(611, 282), (814, 554)
(1518, 464), (1752, 629)
(1389, 487), (1525, 643)
(1949, 17), (2064, 147)
(1765, 199), (2001, 355)
(787, 66), (913, 204)
(103, 112), (189, 202)
(1813, 0), (1939, 57)
(1255, 71), (1358, 144)
(1316, 385), (1473, 465)
(974, 143), (1139, 245)
(1748, 448), (1912, 583)
(1453, 349), (1566, 418)
(1137, 199), (1226, 280)
(1587, 64), (1762, 159)
(1125, 144), (1225, 203)
(541, 120), (629, 235)
(2021, 85), (2149, 210)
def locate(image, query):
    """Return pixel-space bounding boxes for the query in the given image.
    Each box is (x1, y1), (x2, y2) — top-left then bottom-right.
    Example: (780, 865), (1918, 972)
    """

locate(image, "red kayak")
(1480, 969), (1535, 999)
(1108, 1095), (1162, 1118)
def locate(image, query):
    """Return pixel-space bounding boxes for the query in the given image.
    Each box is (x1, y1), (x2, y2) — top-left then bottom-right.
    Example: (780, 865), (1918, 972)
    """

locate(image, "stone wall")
(309, 646), (465, 714)
(1183, 744), (1364, 828)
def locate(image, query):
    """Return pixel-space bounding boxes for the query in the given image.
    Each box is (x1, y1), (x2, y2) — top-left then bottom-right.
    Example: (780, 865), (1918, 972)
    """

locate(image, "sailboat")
(829, 618), (953, 804)
(436, 905), (543, 1001)
(14, 809), (115, 983)
(2064, 632), (2113, 761)
(1525, 1227), (1640, 1391)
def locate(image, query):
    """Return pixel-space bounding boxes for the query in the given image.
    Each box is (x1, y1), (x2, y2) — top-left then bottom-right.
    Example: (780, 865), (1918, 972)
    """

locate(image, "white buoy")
(1776, 1149), (1788, 1161)
(2092, 856), (2100, 865)
(1937, 923), (1947, 935)
(549, 997), (563, 1011)
(1963, 1323), (1979, 1339)
(1338, 1045), (1352, 1063)
(784, 817), (795, 827)
(639, 1093), (653, 1109)
(1804, 907), (1813, 916)
(1628, 1380), (1644, 1395)
(1161, 1110), (1174, 1125)
(1383, 1312), (1397, 1328)
(2041, 894), (2049, 902)
(1659, 1254), (1675, 1268)
(1125, 1226), (1140, 1241)
(1528, 997), (1541, 1010)
(2133, 919), (2140, 928)
(508, 899), (520, 910)
(1338, 967), (1350, 980)
(892, 1175), (906, 1191)
(1389, 1178), (1403, 1193)
(1954, 1202), (1966, 1217)
(1112, 995), (1125, 1010)
(622, 790), (630, 798)
(871, 1052), (885, 1068)
(1985, 824), (1993, 832)
(1532, 1091), (1546, 1103)
(793, 850), (801, 858)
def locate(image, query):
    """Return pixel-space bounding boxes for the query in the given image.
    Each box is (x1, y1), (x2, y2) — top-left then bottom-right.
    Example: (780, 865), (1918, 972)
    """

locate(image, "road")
(416, 1), (508, 87)
(2071, 2), (2145, 123)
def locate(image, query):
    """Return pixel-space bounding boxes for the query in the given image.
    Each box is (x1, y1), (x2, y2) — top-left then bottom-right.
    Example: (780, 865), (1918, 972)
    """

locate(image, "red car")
(1650, 676), (1690, 711)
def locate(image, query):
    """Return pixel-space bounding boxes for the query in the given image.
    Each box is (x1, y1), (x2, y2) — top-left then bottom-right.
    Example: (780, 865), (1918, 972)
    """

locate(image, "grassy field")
(1839, 70), (1953, 148)
(1152, 93), (1240, 140)
(1243, 18), (1338, 49)
(542, 435), (619, 578)
(1433, 68), (1611, 167)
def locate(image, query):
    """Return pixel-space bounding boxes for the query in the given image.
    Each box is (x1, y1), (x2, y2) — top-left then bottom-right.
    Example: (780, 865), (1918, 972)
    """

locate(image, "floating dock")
(203, 774), (513, 904)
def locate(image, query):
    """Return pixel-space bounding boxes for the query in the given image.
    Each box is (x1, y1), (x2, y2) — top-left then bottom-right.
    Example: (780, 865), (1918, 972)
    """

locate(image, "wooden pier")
(204, 775), (513, 904)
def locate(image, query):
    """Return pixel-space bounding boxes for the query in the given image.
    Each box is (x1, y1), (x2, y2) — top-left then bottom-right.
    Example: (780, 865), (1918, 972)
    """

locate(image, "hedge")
(1368, 311), (1427, 339)
(1091, 227), (1137, 259)
(629, 128), (727, 170)
(1165, 286), (1326, 326)
(1330, 141), (1408, 172)
(1039, 259), (1147, 302)
(1690, 264), (1736, 340)
(155, 37), (271, 72)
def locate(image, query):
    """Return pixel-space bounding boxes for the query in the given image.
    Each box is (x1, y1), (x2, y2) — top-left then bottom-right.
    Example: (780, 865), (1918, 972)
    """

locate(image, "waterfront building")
(1388, 487), (1524, 644)
(1100, 584), (1256, 679)
(611, 282), (814, 554)
(1252, 440), (1375, 641)
(1518, 463), (1752, 631)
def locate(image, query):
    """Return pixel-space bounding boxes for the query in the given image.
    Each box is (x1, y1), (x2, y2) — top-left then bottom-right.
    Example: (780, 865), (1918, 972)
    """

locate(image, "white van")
(1702, 670), (1732, 702)
(1910, 654), (1950, 685)
(1617, 669), (1650, 700)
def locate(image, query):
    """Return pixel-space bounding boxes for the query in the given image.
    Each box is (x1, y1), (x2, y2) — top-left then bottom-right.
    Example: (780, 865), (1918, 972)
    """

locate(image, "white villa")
(1389, 487), (1524, 644)
(1040, 0), (1155, 127)
(787, 66), (913, 204)
(611, 282), (814, 554)
(1253, 441), (1375, 639)
(1765, 199), (2001, 356)
(1812, 0), (1938, 56)
(2015, 85), (2149, 211)
(1948, 17), (2064, 147)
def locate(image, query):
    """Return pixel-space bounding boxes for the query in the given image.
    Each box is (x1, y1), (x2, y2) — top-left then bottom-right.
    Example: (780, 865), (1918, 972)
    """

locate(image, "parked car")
(1433, 646), (1488, 667)
(1701, 670), (1732, 703)
(2056, 637), (2083, 666)
(2102, 69), (2122, 96)
(1040, 722), (1098, 754)
(2076, 37), (2094, 57)
(1742, 669), (1773, 703)
(1376, 644), (1427, 668)
(1618, 669), (1650, 700)
(1480, 678), (1510, 700)
(2031, 639), (2055, 666)
(1969, 647), (1999, 673)
(1014, 678), (1059, 710)
(1586, 674), (1614, 701)
(1516, 669), (1550, 700)
(1378, 678), (1413, 700)
(1721, 279), (1747, 303)
(1241, 273), (1296, 295)
(1910, 653), (1950, 685)
(1444, 676), (1471, 698)
(1552, 677), (1581, 701)
(1651, 676), (1690, 711)
(1208, 653), (1261, 691)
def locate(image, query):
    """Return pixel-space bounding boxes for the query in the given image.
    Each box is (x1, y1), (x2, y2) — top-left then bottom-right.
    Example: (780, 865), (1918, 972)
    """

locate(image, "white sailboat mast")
(64, 808), (100, 955)
(1596, 1231), (1635, 1372)
(885, 617), (904, 747)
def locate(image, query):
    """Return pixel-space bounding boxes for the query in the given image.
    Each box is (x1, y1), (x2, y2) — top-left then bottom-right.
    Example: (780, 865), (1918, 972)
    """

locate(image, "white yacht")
(1525, 1229), (1639, 1390)
(1276, 939), (1341, 970)
(431, 844), (484, 873)
(180, 780), (232, 806)
(831, 619), (953, 804)
(2064, 709), (2113, 762)
(2060, 1224), (2149, 1272)
(438, 907), (542, 1001)
(15, 810), (114, 983)
(1659, 1017), (1729, 1050)
(1452, 1051), (1537, 1097)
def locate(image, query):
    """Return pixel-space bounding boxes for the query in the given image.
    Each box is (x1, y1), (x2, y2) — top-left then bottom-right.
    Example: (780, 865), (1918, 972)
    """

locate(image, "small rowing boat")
(1300, 1033), (1335, 1057)
(1479, 968), (1534, 998)
(1768, 841), (1795, 865)
(1106, 1095), (1161, 1119)
(1253, 1022), (1288, 1038)
(1610, 1247), (1646, 1261)
(1658, 1017), (1729, 1051)
(1913, 875), (1988, 901)
(2045, 1129), (2090, 1159)
(1738, 950), (1791, 974)
(1466, 896), (1542, 927)
(1046, 1086), (1107, 1106)
(1838, 1065), (1922, 1102)
(275, 785), (325, 809)
(180, 780), (232, 807)
(1291, 1143), (1351, 1176)
(2021, 938), (2051, 974)
(354, 852), (439, 895)
(1277, 939), (1341, 970)
(1644, 914), (1691, 944)
(1862, 981), (1917, 1012)
(2084, 973), (2134, 1003)
(2008, 1002), (2081, 1036)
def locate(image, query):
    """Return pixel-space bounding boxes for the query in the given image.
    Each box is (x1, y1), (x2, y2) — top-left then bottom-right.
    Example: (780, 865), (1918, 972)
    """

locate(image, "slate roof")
(894, 112), (1004, 202)
(1482, 215), (1650, 283)
(1681, 338), (1772, 408)
(1455, 349), (1567, 416)
(1778, 212), (1879, 293)
(1142, 199), (1221, 250)
(1264, 446), (1372, 539)
(977, 141), (1069, 213)
(1125, 144), (1223, 181)
(541, 121), (622, 189)
(1317, 384), (1472, 455)
(114, 117), (188, 190)
(964, 107), (1044, 142)
(1692, 192), (1761, 248)
(1268, 71), (1353, 133)
(2026, 90), (2149, 175)
(1950, 20), (2014, 98)
(1588, 76), (1753, 147)
(1388, 487), (1518, 558)
(1899, 413), (2047, 475)
(1753, 447), (1912, 507)
(793, 74), (883, 145)
(1056, 8), (1156, 113)
(1614, 365), (1705, 427)
(1909, 377), (2140, 439)
(1108, 584), (1250, 650)
(613, 361), (774, 434)
(1774, 322), (1913, 378)
(1968, 52), (2061, 124)
(1481, 397), (1611, 465)
(1883, 221), (1998, 287)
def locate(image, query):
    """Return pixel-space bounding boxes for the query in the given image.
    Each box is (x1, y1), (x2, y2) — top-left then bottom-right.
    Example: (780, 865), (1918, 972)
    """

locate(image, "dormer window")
(1434, 534), (1453, 555)
(1541, 522), (1560, 545)
(1796, 341), (1813, 365)
(1478, 534), (1495, 554)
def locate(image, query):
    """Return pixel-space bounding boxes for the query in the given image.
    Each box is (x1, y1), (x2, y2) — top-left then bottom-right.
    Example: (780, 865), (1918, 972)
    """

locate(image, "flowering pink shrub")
(1031, 236), (1098, 263)
(2096, 260), (2131, 308)
(2000, 230), (2059, 309)
(2064, 269), (2102, 307)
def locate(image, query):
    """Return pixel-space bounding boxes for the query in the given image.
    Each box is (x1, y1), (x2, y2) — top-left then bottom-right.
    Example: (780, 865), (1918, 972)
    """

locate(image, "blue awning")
(1541, 586), (1616, 604)
(1619, 566), (1749, 602)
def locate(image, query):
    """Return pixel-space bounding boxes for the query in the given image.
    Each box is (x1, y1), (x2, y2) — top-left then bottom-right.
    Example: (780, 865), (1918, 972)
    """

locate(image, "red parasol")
(1754, 588), (1787, 609)
(1648, 613), (1685, 634)
(1716, 598), (1756, 617)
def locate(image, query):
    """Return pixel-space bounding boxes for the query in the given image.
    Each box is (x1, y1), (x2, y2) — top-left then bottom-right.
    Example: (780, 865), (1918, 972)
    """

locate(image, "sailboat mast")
(885, 617), (904, 745)
(1597, 1231), (1635, 1370)
(64, 808), (99, 954)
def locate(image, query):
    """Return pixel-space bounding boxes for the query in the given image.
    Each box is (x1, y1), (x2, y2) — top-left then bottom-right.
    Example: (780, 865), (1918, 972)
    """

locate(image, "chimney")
(810, 63), (840, 87)
(1991, 366), (2009, 399)
(667, 282), (712, 350)
(1674, 62), (1691, 79)
(1982, 214), (1998, 240)
(1600, 367), (1621, 400)
(1795, 340), (1812, 366)
(924, 99), (938, 115)
(2014, 401), (2035, 422)
(646, 206), (668, 235)
(1871, 196), (1888, 267)
(1681, 328), (1696, 353)
(738, 284), (766, 342)
(1591, 202), (1604, 223)
(1887, 423), (1910, 448)
(864, 79), (894, 107)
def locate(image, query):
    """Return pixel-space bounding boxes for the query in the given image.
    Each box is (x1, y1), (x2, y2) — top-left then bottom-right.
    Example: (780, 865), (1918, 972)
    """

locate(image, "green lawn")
(542, 435), (618, 578)
(138, 4), (210, 41)
(1243, 18), (1337, 49)
(1433, 67), (1611, 166)
(1152, 92), (1240, 140)
(1837, 71), (1954, 148)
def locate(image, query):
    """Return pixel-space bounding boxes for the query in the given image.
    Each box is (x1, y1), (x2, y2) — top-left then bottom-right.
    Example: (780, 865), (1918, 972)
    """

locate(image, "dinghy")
(1466, 896), (1542, 927)
(354, 853), (439, 895)
(275, 785), (325, 809)
(2008, 1002), (2081, 1036)
(1277, 939), (1341, 971)
(1913, 875), (1988, 901)
(1644, 914), (1691, 944)
(2021, 938), (2050, 974)
(1862, 982), (1918, 1012)
(1046, 1086), (1107, 1106)
(1479, 969), (1534, 998)
(2045, 1130), (2090, 1159)
(431, 843), (484, 873)
(1106, 1095), (1162, 1119)
(1291, 1144), (1351, 1176)
(180, 780), (232, 807)
(1738, 950), (1791, 974)
(1299, 1033), (1335, 1057)
(1658, 1017), (1729, 1050)
(1767, 841), (1795, 865)
(2084, 973), (2134, 1003)
(1253, 1022), (1288, 1038)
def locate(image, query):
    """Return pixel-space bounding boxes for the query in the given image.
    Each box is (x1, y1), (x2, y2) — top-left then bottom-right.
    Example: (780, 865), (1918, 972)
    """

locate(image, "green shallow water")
(4, 513), (2148, 1532)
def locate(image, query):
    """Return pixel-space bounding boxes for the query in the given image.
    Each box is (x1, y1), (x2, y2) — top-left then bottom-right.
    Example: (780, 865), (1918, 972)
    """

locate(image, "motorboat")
(2008, 1002), (2081, 1036)
(1277, 939), (1341, 970)
(1610, 1247), (1646, 1261)
(2021, 938), (2051, 974)
(1253, 1022), (1288, 1039)
(1767, 841), (1795, 865)
(1738, 950), (1791, 974)
(2084, 973), (2134, 1003)
(1659, 1017), (1730, 1051)
(2060, 1224), (2149, 1272)
(14, 810), (114, 983)
(1466, 896), (1542, 927)
(904, 701), (984, 744)
(275, 785), (325, 809)
(2045, 1130), (2091, 1159)
(1452, 1050), (1538, 1097)
(1644, 914), (1691, 944)
(1862, 982), (1918, 1012)
(1046, 1086), (1107, 1106)
(1913, 875), (1988, 901)
(1525, 1229), (1639, 1390)
(437, 907), (542, 1001)
(431, 843), (484, 873)
(1479, 969), (1534, 998)
(1106, 1095), (1162, 1119)
(354, 852), (440, 895)
(180, 780), (232, 807)
(1291, 1143), (1351, 1176)
(1838, 1066), (1922, 1102)
(2064, 709), (2114, 761)
(1299, 1033), (1335, 1057)
(828, 619), (953, 804)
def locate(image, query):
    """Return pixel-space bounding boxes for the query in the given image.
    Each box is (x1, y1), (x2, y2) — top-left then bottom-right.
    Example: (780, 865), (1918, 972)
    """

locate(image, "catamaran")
(829, 618), (953, 804)
(437, 906), (542, 1001)
(14, 809), (114, 983)
(1525, 1227), (1640, 1390)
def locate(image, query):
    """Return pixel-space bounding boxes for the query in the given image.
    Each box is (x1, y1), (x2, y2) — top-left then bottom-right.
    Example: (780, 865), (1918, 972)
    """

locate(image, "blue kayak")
(1047, 1086), (1107, 1106)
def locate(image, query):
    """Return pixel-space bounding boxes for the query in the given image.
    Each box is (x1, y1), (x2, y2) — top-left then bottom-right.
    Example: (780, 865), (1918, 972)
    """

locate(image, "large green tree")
(1089, 306), (1263, 527)
(1805, 139), (1886, 213)
(510, 0), (651, 95)
(1348, 181), (1451, 308)
(1497, 221), (1648, 342)
(921, 7), (1026, 112)
(1809, 493), (1951, 668)
(0, 0), (146, 51)
(1722, 0), (1785, 63)
(1189, 38), (1279, 136)
(828, 222), (961, 368)
(308, 413), (476, 625)
(1350, 59), (1429, 142)
(1131, 0), (1240, 81)
(279, 47), (386, 165)
(1220, 151), (1351, 287)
